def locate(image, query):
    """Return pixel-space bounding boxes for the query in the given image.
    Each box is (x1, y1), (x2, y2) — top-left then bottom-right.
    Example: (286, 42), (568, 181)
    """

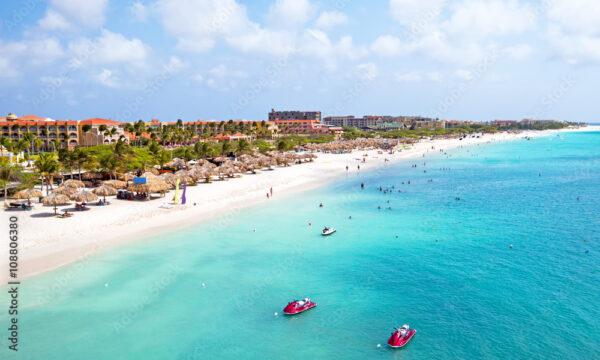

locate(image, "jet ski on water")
(283, 298), (317, 315)
(387, 324), (416, 348)
(321, 227), (336, 236)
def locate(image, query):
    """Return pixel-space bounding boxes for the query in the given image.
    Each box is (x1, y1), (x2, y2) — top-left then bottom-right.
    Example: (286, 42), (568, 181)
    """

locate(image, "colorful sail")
(174, 178), (181, 204)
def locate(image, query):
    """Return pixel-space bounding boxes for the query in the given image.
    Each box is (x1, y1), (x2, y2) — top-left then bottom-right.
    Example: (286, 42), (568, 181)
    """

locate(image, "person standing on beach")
(270, 187), (273, 197)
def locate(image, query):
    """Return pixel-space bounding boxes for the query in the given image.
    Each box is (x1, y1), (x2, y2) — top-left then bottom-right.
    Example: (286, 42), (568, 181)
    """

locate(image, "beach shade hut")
(61, 179), (85, 188)
(54, 186), (78, 196)
(140, 171), (159, 179)
(42, 193), (71, 214)
(70, 190), (98, 204)
(159, 172), (179, 186)
(147, 167), (160, 175)
(13, 188), (43, 206)
(168, 158), (186, 169)
(174, 170), (195, 184)
(127, 183), (151, 194)
(118, 173), (135, 181)
(92, 185), (117, 202)
(103, 180), (126, 188)
(149, 179), (171, 193)
(187, 168), (206, 182)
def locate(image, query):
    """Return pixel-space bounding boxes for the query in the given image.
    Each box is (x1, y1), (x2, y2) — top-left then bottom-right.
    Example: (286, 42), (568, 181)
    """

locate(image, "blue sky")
(0, 0), (599, 123)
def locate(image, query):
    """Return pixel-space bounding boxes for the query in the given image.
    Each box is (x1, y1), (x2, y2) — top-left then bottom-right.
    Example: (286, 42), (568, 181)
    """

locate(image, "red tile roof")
(19, 115), (46, 121)
(80, 118), (122, 125)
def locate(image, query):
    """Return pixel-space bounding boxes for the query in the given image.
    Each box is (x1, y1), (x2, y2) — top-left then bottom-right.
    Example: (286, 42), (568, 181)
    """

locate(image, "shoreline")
(14, 126), (598, 280)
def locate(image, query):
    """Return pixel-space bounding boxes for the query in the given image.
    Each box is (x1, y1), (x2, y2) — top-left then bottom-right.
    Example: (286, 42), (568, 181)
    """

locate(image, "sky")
(0, 0), (599, 123)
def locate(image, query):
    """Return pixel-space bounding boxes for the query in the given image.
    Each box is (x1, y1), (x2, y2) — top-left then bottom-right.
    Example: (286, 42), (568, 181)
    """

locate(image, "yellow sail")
(174, 178), (181, 204)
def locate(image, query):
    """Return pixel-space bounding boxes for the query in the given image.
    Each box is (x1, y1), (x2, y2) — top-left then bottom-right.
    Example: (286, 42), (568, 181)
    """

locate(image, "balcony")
(69, 126), (77, 131)
(69, 134), (78, 139)
(1, 127), (7, 131)
(49, 134), (57, 139)
(59, 126), (66, 131)
(68, 140), (78, 146)
(29, 127), (37, 132)
(49, 126), (56, 131)
(60, 133), (67, 139)
(20, 127), (27, 132)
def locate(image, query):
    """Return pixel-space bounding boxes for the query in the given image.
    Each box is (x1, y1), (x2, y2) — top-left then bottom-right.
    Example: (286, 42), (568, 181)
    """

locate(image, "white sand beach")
(11, 127), (597, 278)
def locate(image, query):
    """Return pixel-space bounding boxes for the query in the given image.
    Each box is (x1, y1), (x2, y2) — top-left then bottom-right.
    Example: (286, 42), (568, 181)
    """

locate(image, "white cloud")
(0, 58), (18, 78)
(69, 30), (150, 67)
(209, 64), (247, 78)
(315, 11), (348, 29)
(546, 0), (600, 36)
(355, 63), (379, 81)
(130, 2), (149, 21)
(389, 0), (445, 31)
(394, 72), (421, 82)
(201, 64), (248, 91)
(545, 0), (600, 63)
(442, 0), (537, 40)
(38, 10), (71, 30)
(454, 69), (473, 81)
(164, 56), (186, 73)
(225, 26), (295, 56)
(39, 0), (108, 30)
(371, 35), (407, 56)
(94, 68), (121, 88)
(157, 0), (250, 52)
(427, 72), (443, 82)
(267, 0), (313, 28)
(0, 38), (65, 77)
(504, 44), (532, 60)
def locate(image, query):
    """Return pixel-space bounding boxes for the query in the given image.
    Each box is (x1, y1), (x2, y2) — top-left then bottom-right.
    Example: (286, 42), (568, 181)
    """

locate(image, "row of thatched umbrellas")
(299, 138), (411, 152)
(13, 152), (318, 213)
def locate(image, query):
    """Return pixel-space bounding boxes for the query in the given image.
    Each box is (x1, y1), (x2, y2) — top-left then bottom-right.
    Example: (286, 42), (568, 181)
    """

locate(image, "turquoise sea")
(3, 131), (599, 359)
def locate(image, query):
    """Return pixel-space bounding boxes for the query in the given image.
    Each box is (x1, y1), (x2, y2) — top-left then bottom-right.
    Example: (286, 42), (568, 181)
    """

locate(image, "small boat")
(387, 324), (416, 348)
(283, 298), (317, 315)
(321, 227), (336, 236)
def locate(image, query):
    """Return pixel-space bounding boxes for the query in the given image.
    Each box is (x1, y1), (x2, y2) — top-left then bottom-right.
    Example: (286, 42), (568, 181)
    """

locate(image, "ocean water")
(3, 131), (599, 360)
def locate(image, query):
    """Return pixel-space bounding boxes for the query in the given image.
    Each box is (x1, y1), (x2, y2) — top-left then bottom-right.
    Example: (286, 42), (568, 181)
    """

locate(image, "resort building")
(0, 113), (80, 150)
(269, 109), (321, 122)
(79, 118), (128, 146)
(322, 115), (381, 129)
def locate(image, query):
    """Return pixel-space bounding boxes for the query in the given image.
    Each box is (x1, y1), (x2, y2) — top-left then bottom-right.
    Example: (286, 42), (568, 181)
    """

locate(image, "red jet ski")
(387, 324), (416, 348)
(282, 298), (317, 315)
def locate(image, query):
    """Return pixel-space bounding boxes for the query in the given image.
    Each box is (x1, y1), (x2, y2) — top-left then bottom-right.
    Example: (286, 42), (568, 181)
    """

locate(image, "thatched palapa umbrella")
(92, 185), (117, 202)
(70, 190), (98, 204)
(54, 186), (77, 196)
(61, 179), (85, 188)
(103, 180), (126, 188)
(43, 193), (71, 214)
(13, 188), (43, 205)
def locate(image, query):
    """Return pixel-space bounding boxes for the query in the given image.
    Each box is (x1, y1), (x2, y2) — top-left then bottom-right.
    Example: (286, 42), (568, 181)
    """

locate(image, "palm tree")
(156, 150), (170, 170)
(0, 137), (12, 157)
(98, 153), (119, 180)
(34, 152), (60, 195)
(72, 148), (88, 179)
(235, 139), (251, 155)
(220, 141), (233, 155)
(0, 164), (23, 207)
(98, 125), (108, 146)
(52, 139), (62, 152)
(22, 132), (36, 159)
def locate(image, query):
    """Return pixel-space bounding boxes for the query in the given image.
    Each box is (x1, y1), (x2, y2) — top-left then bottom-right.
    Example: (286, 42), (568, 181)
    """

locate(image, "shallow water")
(3, 131), (599, 359)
